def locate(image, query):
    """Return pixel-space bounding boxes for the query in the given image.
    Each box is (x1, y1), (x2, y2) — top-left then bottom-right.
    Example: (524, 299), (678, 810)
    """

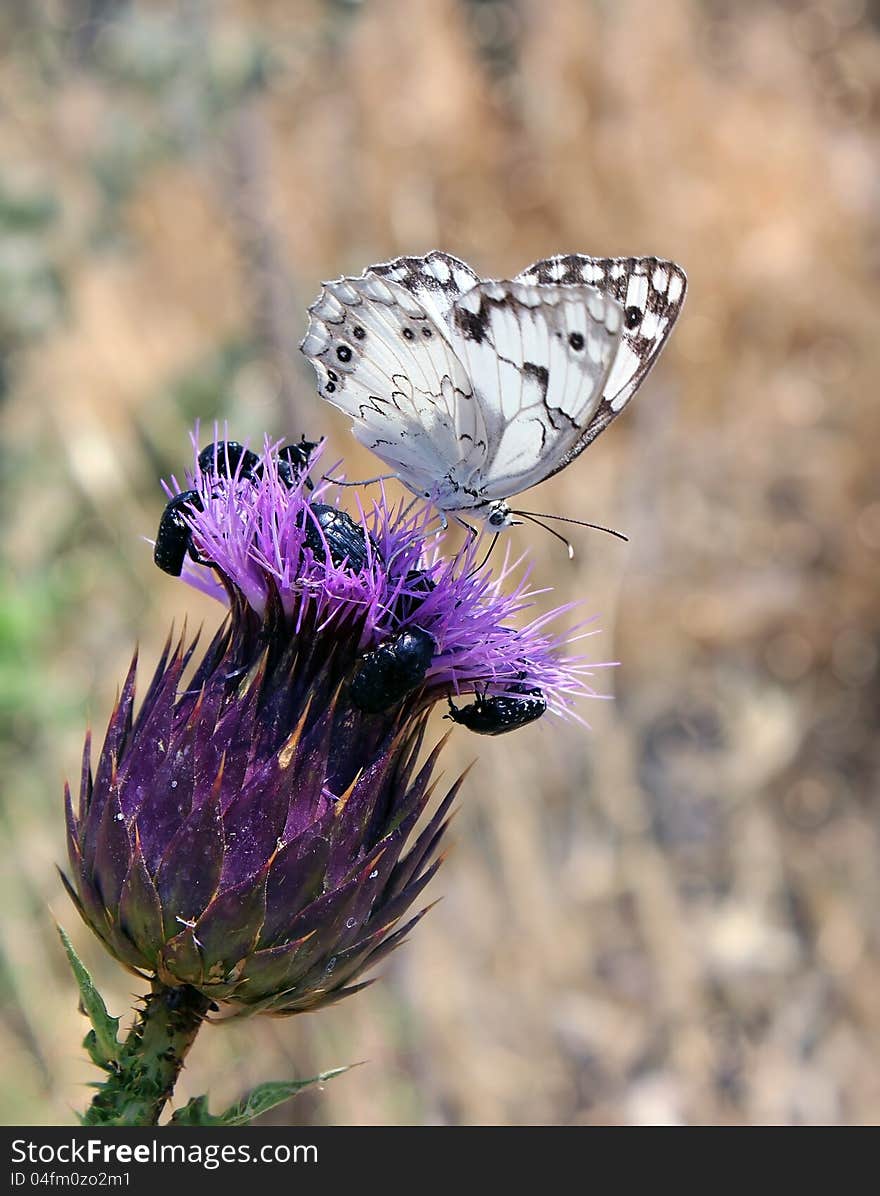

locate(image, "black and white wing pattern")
(515, 254), (687, 472)
(367, 251), (480, 329)
(300, 263), (487, 500)
(301, 251), (685, 524)
(445, 280), (622, 503)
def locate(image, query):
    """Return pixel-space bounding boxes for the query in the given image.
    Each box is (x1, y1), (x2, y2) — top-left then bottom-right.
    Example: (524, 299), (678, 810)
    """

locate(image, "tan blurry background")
(2, 0), (879, 1126)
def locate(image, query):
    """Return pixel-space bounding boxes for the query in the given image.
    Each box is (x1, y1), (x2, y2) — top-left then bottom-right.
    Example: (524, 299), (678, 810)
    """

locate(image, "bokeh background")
(2, 0), (879, 1126)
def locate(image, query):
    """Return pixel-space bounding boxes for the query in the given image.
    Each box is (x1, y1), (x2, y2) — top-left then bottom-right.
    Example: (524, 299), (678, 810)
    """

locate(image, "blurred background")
(2, 0), (879, 1126)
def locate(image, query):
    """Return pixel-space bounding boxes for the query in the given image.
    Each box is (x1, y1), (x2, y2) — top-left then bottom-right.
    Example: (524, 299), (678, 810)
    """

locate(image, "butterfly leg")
(466, 532), (500, 578)
(322, 471), (401, 488)
(397, 495), (424, 521)
(453, 515), (478, 541)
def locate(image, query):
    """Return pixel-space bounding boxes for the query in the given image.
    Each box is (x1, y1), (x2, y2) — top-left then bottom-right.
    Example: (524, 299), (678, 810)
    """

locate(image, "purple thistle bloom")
(169, 434), (601, 716)
(63, 434), (602, 1016)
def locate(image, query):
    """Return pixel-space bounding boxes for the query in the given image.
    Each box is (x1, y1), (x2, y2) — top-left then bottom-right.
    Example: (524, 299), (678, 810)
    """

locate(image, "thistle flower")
(63, 435), (597, 1022)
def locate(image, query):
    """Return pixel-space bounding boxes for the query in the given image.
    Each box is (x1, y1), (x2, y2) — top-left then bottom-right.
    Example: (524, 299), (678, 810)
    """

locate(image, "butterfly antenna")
(513, 509), (629, 543)
(516, 512), (576, 559)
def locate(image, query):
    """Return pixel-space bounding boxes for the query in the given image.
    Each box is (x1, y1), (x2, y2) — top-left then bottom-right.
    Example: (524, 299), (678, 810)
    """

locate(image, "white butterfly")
(300, 251), (686, 532)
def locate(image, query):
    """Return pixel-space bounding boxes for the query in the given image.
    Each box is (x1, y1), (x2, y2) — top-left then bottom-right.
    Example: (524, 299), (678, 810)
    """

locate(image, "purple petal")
(324, 754), (396, 889)
(234, 935), (314, 1002)
(78, 731), (93, 822)
(386, 771), (464, 900)
(371, 857), (443, 933)
(218, 766), (289, 888)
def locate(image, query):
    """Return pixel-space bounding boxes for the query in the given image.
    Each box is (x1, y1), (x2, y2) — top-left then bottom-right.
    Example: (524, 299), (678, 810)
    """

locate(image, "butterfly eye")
(624, 306), (642, 329)
(488, 510), (507, 528)
(568, 332), (584, 351)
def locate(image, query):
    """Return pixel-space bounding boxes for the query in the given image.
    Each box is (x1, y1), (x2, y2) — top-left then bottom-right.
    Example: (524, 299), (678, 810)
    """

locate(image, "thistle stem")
(83, 981), (212, 1126)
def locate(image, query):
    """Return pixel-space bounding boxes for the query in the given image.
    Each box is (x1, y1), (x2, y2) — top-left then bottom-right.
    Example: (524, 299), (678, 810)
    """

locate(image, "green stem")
(83, 982), (212, 1126)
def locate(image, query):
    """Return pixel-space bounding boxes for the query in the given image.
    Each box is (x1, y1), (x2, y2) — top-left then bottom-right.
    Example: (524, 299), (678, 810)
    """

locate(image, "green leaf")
(168, 1095), (215, 1125)
(170, 1067), (353, 1126)
(57, 926), (121, 1070)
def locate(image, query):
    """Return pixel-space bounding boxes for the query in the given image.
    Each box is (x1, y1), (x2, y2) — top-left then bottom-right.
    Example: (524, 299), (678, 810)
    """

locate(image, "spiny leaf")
(170, 1067), (353, 1125)
(58, 925), (121, 1070)
(168, 1095), (215, 1126)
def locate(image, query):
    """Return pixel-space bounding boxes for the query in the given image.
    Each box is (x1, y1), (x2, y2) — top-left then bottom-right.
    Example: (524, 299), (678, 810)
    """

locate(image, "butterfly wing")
(302, 252), (684, 514)
(444, 280), (623, 501)
(300, 266), (488, 499)
(515, 254), (687, 472)
(368, 250), (481, 328)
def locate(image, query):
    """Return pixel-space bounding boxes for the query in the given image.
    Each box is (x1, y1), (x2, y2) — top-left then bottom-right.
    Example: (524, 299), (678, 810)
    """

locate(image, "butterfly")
(300, 251), (686, 533)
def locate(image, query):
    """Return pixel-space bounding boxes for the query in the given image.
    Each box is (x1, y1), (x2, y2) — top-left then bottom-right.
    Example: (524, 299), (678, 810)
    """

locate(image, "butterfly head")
(483, 501), (517, 531)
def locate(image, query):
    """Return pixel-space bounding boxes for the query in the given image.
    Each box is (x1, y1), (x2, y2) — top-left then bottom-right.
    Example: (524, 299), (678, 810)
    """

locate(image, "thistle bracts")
(63, 612), (456, 1015)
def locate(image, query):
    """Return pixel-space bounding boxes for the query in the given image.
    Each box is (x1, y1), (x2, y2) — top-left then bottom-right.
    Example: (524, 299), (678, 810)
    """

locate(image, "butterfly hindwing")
(445, 280), (622, 500)
(301, 269), (487, 495)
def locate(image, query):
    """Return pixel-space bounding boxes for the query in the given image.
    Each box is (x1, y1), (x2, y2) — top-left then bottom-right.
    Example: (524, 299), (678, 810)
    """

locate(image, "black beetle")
(153, 490), (205, 576)
(199, 438), (319, 491)
(197, 440), (261, 481)
(300, 503), (371, 572)
(155, 441), (255, 578)
(277, 439), (320, 491)
(350, 627), (437, 713)
(156, 438), (322, 577)
(445, 683), (547, 736)
(393, 569), (437, 620)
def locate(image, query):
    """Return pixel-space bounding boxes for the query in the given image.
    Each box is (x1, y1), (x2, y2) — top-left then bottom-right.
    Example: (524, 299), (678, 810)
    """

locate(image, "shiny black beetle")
(300, 504), (371, 572)
(197, 440), (261, 481)
(393, 570), (437, 620)
(445, 683), (547, 736)
(277, 439), (320, 490)
(154, 438), (320, 576)
(198, 438), (320, 491)
(153, 490), (205, 576)
(350, 627), (437, 714)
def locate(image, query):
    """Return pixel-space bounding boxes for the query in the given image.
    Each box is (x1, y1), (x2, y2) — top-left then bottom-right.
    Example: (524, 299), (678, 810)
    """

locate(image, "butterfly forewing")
(301, 269), (488, 495)
(515, 254), (687, 470)
(446, 280), (622, 500)
(369, 251), (481, 331)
